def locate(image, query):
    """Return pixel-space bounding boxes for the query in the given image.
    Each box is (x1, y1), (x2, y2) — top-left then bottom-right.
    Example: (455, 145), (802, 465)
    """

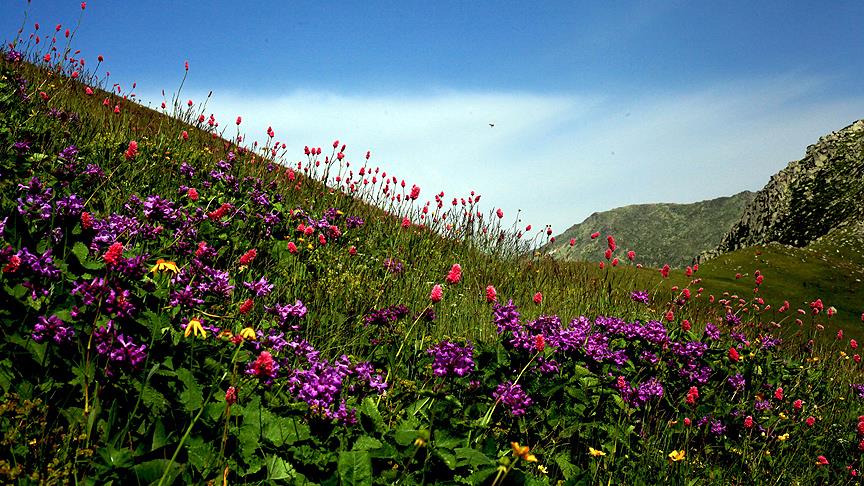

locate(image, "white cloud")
(141, 76), (864, 235)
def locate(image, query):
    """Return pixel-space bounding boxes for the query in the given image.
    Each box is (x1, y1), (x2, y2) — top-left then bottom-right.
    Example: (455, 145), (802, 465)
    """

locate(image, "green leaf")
(455, 447), (493, 468)
(352, 436), (383, 451)
(266, 455), (303, 481)
(72, 241), (104, 270)
(186, 435), (217, 474)
(359, 397), (384, 433)
(175, 368), (202, 412)
(96, 444), (134, 470)
(263, 411), (310, 447)
(337, 450), (372, 486)
(133, 459), (182, 485)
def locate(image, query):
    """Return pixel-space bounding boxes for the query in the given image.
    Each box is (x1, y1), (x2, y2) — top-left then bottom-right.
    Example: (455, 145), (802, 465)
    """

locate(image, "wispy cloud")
(146, 75), (864, 234)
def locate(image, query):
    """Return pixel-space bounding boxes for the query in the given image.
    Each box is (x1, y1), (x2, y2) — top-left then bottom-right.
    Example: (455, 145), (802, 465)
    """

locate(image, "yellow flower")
(185, 318), (207, 338)
(217, 330), (233, 340)
(777, 433), (789, 441)
(511, 442), (538, 462)
(537, 464), (548, 474)
(414, 438), (426, 447)
(150, 259), (179, 275)
(779, 412), (788, 420)
(240, 327), (256, 340)
(667, 450), (686, 462)
(588, 447), (606, 457)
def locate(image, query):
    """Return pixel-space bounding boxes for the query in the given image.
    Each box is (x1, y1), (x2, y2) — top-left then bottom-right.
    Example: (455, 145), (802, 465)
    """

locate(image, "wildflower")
(427, 340), (474, 377)
(239, 327), (256, 340)
(3, 255), (21, 273)
(806, 416), (816, 427)
(446, 263), (462, 284)
(816, 455), (829, 466)
(683, 417), (691, 426)
(533, 292), (543, 305)
(511, 442), (538, 462)
(246, 350), (279, 384)
(852, 339), (859, 350)
(534, 334), (546, 352)
(665, 310), (674, 322)
(225, 386), (237, 405)
(630, 290), (650, 304)
(668, 450), (686, 462)
(430, 284), (443, 303)
(496, 208), (504, 218)
(681, 319), (691, 331)
(150, 259), (179, 275)
(243, 277), (274, 297)
(184, 318), (207, 338)
(686, 386), (699, 405)
(187, 187), (199, 201)
(493, 381), (532, 416)
(238, 248), (257, 265)
(728, 347), (740, 362)
(660, 264), (670, 278)
(401, 217), (411, 228)
(124, 140), (138, 159)
(32, 315), (75, 344)
(410, 184), (421, 200)
(486, 285), (497, 303)
(793, 399), (803, 410)
(588, 447), (606, 457)
(238, 298), (254, 314)
(348, 245), (357, 256)
(590, 231), (600, 239)
(103, 242), (123, 265)
(627, 250), (635, 261)
(774, 387), (784, 401)
(287, 241), (298, 254)
(744, 415), (753, 428)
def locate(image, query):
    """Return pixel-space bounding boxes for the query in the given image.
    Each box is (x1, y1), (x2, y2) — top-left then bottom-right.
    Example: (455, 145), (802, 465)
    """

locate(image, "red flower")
(410, 184), (421, 200)
(496, 208), (504, 219)
(225, 386), (237, 405)
(318, 233), (327, 245)
(665, 310), (674, 322)
(686, 386), (698, 405)
(728, 347), (739, 362)
(533, 292), (543, 305)
(81, 211), (93, 229)
(181, 130), (189, 141)
(123, 140), (138, 160)
(606, 235), (616, 251)
(627, 250), (635, 261)
(238, 298), (254, 315)
(534, 334), (545, 352)
(855, 354), (861, 364)
(430, 284), (443, 303)
(604, 248), (612, 260)
(683, 417), (691, 427)
(755, 274), (764, 286)
(569, 238), (576, 247)
(660, 264), (670, 278)
(793, 399), (803, 410)
(611, 258), (619, 267)
(446, 264), (462, 284)
(590, 231), (600, 239)
(816, 455), (829, 466)
(851, 339), (858, 350)
(806, 416), (816, 427)
(238, 249), (257, 266)
(2, 255), (21, 273)
(401, 217), (411, 228)
(348, 245), (357, 256)
(744, 415), (753, 428)
(681, 319), (691, 331)
(485, 285), (497, 303)
(837, 329), (844, 340)
(103, 242), (123, 265)
(685, 266), (693, 277)
(774, 387), (784, 401)
(287, 242), (298, 254)
(187, 187), (199, 201)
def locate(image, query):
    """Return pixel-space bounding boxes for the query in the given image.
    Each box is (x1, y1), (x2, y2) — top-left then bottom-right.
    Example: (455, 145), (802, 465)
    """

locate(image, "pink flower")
(410, 184), (421, 200)
(430, 284), (443, 303)
(181, 130), (189, 140)
(852, 339), (859, 350)
(446, 264), (462, 284)
(728, 347), (739, 362)
(681, 319), (691, 331)
(774, 387), (784, 401)
(496, 208), (503, 219)
(348, 245), (357, 256)
(793, 399), (803, 410)
(287, 242), (298, 254)
(604, 248), (612, 260)
(665, 310), (674, 322)
(187, 187), (199, 201)
(590, 231), (600, 239)
(485, 285), (497, 303)
(103, 242), (123, 265)
(611, 258), (619, 267)
(401, 217), (411, 228)
(123, 140), (138, 159)
(225, 386), (237, 405)
(239, 299), (254, 315)
(686, 386), (698, 405)
(744, 415), (753, 428)
(816, 455), (829, 466)
(806, 416), (816, 427)
(533, 292), (542, 305)
(660, 264), (670, 278)
(607, 235), (616, 251)
(627, 250), (635, 261)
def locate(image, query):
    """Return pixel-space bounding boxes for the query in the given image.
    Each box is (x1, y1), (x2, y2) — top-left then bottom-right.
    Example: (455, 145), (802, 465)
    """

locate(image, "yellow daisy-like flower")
(511, 442), (538, 462)
(588, 447), (606, 457)
(239, 327), (256, 340)
(184, 318), (207, 338)
(150, 259), (179, 275)
(779, 412), (788, 420)
(667, 450), (686, 462)
(217, 330), (234, 340)
(777, 433), (790, 442)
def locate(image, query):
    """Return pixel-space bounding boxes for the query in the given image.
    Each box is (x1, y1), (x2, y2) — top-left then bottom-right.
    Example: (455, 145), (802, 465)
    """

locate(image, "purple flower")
(725, 313), (742, 327)
(58, 145), (79, 161)
(760, 335), (782, 350)
(265, 300), (308, 328)
(427, 340), (475, 377)
(32, 315), (75, 344)
(492, 300), (521, 334)
(17, 177), (53, 220)
(754, 399), (773, 411)
(492, 381), (533, 417)
(704, 323), (720, 340)
(630, 290), (650, 305)
(727, 373), (746, 392)
(243, 277), (274, 297)
(13, 140), (31, 153)
(710, 419), (726, 436)
(345, 216), (364, 229)
(382, 257), (404, 274)
(851, 384), (864, 399)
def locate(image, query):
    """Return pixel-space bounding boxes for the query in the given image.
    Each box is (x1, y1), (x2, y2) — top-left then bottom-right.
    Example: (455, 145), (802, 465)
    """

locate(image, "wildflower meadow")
(1, 5), (863, 485)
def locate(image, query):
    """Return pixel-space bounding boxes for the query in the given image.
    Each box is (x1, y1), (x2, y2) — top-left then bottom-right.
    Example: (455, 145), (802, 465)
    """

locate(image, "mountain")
(545, 191), (755, 268)
(707, 119), (864, 258)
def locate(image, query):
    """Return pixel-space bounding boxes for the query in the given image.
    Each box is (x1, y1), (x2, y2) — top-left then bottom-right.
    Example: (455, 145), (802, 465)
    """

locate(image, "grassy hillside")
(1, 18), (864, 485)
(546, 192), (755, 268)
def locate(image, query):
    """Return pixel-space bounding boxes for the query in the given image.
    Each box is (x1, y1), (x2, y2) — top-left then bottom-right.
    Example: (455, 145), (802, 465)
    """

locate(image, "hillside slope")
(709, 119), (864, 256)
(546, 192), (754, 268)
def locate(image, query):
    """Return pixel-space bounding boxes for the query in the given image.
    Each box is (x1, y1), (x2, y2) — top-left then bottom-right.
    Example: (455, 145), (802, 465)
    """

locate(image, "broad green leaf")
(175, 368), (202, 412)
(337, 450), (372, 486)
(352, 436), (383, 451)
(455, 447), (493, 468)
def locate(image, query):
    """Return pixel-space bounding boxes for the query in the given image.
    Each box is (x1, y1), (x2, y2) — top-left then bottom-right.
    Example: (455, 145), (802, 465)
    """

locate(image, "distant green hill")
(545, 191), (755, 268)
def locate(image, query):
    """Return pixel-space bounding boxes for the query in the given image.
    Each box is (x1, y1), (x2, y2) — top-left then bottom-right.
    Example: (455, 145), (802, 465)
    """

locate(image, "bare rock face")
(705, 119), (864, 259)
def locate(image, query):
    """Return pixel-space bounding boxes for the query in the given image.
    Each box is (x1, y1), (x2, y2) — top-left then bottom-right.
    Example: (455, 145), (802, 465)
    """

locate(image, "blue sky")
(3, 0), (864, 234)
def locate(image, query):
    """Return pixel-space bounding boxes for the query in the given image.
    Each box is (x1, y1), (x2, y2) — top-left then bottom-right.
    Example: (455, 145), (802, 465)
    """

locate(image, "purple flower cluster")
(493, 381), (533, 417)
(382, 257), (404, 274)
(243, 277), (274, 297)
(704, 323), (720, 340)
(630, 290), (650, 305)
(17, 177), (53, 220)
(492, 300), (521, 334)
(32, 315), (75, 344)
(427, 340), (475, 377)
(265, 300), (308, 329)
(364, 304), (409, 328)
(345, 216), (364, 229)
(617, 376), (665, 408)
(93, 321), (148, 376)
